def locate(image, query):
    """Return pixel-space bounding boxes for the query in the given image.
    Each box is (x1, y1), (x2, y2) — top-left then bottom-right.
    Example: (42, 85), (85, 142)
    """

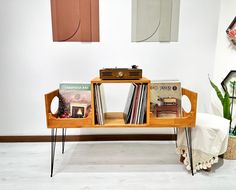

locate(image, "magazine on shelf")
(59, 82), (91, 118)
(150, 80), (182, 118)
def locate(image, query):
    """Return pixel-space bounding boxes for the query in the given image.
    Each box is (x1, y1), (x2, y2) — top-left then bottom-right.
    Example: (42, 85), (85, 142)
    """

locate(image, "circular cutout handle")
(182, 95), (191, 113)
(50, 96), (59, 115)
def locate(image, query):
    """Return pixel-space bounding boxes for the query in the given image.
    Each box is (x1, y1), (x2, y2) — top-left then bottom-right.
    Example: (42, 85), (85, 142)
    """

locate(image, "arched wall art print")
(50, 0), (99, 42)
(132, 0), (180, 42)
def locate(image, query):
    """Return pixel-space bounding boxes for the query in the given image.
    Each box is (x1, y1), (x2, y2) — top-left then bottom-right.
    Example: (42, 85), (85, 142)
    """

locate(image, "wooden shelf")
(149, 88), (197, 128)
(90, 77), (151, 127)
(93, 112), (149, 128)
(46, 112), (93, 128)
(45, 89), (93, 128)
(91, 77), (150, 84)
(149, 112), (196, 128)
(45, 77), (198, 178)
(44, 78), (197, 129)
(104, 112), (125, 125)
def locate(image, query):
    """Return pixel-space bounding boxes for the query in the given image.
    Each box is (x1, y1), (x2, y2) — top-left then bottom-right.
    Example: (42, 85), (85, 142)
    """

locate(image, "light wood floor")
(0, 142), (236, 190)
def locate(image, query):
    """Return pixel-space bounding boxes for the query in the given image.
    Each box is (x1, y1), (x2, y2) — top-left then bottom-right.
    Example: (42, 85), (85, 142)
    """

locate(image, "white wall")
(211, 0), (236, 122)
(0, 0), (220, 135)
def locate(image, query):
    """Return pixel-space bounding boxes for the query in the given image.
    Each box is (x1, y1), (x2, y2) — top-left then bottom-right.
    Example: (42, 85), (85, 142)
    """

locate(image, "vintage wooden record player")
(99, 65), (142, 80)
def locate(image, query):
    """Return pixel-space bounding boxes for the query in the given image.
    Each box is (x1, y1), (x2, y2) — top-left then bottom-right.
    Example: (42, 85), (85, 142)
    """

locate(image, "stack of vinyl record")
(123, 83), (147, 124)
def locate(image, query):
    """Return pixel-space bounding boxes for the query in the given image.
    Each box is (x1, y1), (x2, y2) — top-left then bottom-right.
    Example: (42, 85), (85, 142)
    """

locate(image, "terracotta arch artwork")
(51, 0), (99, 42)
(132, 0), (180, 42)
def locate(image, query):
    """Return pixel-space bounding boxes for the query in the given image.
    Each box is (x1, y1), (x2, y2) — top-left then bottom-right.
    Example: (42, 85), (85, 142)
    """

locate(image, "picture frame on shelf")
(70, 102), (87, 118)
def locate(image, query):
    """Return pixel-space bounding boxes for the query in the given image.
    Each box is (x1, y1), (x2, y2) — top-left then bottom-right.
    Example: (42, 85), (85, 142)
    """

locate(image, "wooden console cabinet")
(45, 77), (197, 176)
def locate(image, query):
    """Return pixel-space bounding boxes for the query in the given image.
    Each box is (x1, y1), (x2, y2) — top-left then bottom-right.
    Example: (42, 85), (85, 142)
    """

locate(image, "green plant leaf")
(223, 90), (231, 120)
(209, 78), (224, 106)
(230, 81), (236, 89)
(209, 77), (232, 120)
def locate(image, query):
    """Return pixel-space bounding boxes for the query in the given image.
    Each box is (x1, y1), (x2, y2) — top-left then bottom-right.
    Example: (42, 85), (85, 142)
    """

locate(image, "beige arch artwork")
(132, 0), (180, 42)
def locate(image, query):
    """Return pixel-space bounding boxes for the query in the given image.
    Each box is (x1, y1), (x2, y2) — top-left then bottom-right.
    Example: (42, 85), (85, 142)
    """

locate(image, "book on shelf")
(94, 84), (106, 125)
(58, 82), (91, 118)
(150, 80), (182, 118)
(124, 83), (147, 124)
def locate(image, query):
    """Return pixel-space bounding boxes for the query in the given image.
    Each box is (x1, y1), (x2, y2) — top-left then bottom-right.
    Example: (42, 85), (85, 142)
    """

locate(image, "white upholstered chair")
(177, 113), (229, 173)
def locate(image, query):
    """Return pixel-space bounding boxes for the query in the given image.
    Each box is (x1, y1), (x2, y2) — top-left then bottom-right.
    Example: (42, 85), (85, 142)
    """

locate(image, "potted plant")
(209, 78), (236, 159)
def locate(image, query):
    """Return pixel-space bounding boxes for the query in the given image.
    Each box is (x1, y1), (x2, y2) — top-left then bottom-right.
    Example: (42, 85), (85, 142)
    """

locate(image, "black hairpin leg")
(185, 127), (194, 176)
(62, 128), (67, 154)
(50, 128), (57, 177)
(174, 128), (178, 148)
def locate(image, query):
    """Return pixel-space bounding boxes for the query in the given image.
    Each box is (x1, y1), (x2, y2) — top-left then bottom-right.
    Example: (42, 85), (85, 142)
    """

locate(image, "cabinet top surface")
(91, 77), (150, 83)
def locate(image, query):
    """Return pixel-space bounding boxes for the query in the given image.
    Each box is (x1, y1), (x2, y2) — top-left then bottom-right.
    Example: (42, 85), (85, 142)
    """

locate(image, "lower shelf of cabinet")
(149, 115), (196, 128)
(47, 112), (93, 128)
(91, 112), (148, 128)
(93, 112), (149, 128)
(46, 112), (196, 128)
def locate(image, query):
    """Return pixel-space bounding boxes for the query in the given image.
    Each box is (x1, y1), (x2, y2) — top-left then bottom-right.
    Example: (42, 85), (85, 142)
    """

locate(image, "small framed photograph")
(70, 102), (87, 118)
(226, 17), (236, 46)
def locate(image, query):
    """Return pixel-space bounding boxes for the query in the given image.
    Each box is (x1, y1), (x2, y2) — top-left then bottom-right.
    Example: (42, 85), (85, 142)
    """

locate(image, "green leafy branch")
(209, 77), (231, 121)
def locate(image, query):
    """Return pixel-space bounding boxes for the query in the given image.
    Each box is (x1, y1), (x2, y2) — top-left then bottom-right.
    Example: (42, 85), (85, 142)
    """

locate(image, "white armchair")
(177, 113), (229, 173)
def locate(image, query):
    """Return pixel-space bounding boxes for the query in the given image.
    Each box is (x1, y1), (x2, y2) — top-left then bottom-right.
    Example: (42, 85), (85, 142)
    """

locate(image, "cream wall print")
(132, 0), (180, 42)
